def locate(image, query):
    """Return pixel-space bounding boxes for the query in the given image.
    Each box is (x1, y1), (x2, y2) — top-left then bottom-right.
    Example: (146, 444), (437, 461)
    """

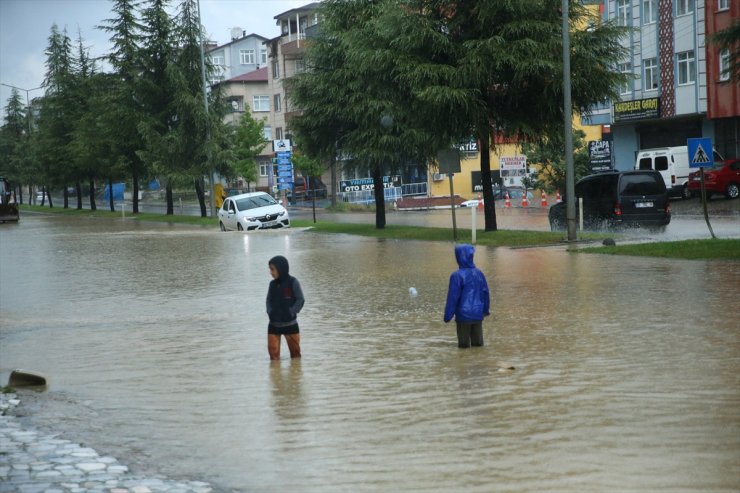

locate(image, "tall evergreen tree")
(36, 23), (76, 207)
(0, 89), (27, 181)
(98, 0), (145, 212)
(167, 0), (221, 217)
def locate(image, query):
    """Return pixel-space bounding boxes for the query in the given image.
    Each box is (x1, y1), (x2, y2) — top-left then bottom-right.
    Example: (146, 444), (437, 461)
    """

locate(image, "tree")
(0, 90), (27, 191)
(710, 19), (740, 82)
(290, 0), (447, 229)
(98, 0), (145, 213)
(521, 128), (590, 194)
(232, 109), (266, 192)
(36, 23), (77, 208)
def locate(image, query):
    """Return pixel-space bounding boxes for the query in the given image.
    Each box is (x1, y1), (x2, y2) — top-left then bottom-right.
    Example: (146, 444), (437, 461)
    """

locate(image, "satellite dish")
(230, 27), (242, 40)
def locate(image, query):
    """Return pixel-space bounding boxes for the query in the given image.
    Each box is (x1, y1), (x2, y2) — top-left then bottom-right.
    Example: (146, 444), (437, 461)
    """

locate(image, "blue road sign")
(688, 137), (713, 168)
(278, 171), (293, 178)
(278, 183), (292, 190)
(276, 151), (292, 159)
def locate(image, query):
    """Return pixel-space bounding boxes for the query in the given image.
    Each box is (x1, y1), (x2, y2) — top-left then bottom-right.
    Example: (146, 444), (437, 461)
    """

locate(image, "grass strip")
(291, 219), (596, 247)
(19, 204), (217, 226)
(579, 238), (740, 260)
(21, 204), (605, 248)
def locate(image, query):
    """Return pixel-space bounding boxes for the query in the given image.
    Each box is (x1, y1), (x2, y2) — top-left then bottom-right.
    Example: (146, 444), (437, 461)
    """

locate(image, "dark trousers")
(456, 321), (483, 348)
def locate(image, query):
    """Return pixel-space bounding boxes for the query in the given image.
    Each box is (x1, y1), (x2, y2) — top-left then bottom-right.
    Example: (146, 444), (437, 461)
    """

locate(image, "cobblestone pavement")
(0, 393), (215, 493)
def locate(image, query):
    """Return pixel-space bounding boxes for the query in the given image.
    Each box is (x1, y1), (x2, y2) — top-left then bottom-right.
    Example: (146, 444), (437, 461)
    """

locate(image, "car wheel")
(726, 183), (739, 200)
(219, 221), (226, 231)
(237, 223), (244, 231)
(682, 185), (692, 200)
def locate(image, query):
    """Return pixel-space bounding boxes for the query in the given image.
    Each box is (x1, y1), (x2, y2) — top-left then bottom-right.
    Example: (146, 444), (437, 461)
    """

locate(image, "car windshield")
(235, 194), (278, 211)
(620, 174), (663, 196)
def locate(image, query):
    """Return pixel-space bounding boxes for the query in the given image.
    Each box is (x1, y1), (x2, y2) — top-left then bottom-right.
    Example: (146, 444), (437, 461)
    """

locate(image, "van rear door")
(618, 172), (670, 224)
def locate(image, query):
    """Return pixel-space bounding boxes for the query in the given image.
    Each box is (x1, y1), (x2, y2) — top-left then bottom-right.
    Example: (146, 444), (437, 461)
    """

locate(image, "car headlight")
(278, 210), (286, 217)
(245, 217), (256, 222)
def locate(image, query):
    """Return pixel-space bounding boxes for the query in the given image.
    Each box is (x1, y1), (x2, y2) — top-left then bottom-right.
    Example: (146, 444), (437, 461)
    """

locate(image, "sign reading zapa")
(613, 97), (660, 123)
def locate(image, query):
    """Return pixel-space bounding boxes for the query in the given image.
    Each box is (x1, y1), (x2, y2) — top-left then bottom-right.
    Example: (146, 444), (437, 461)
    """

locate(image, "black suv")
(549, 170), (671, 232)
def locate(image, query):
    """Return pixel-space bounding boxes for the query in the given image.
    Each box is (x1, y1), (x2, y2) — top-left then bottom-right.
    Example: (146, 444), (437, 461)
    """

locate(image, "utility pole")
(196, 0), (216, 217)
(562, 0), (577, 241)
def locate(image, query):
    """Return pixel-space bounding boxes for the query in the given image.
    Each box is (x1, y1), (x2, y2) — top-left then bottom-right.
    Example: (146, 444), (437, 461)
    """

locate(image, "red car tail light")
(614, 202), (622, 216)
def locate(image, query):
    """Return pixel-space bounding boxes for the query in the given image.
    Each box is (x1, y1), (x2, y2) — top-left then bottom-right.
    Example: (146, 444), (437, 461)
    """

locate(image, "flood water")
(1, 214), (739, 493)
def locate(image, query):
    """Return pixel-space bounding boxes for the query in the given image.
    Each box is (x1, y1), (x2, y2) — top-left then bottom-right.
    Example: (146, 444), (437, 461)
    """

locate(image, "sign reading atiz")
(340, 176), (401, 193)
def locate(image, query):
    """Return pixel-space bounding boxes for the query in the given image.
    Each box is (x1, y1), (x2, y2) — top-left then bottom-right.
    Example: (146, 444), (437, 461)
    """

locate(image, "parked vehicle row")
(635, 145), (724, 199)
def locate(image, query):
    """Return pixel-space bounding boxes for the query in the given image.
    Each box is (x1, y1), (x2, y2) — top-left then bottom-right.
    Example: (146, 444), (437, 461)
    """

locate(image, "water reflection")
(0, 215), (738, 493)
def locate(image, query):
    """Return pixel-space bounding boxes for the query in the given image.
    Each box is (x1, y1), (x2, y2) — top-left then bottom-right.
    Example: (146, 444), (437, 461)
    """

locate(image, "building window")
(260, 49), (267, 65)
(253, 95), (270, 112)
(644, 58), (658, 91)
(274, 94), (282, 112)
(642, 0), (657, 24)
(275, 127), (283, 140)
(619, 62), (632, 95)
(719, 49), (730, 81)
(240, 49), (255, 65)
(272, 60), (280, 79)
(617, 0), (630, 26)
(210, 55), (224, 66)
(677, 51), (695, 85)
(718, 0), (729, 10)
(295, 59), (306, 74)
(676, 0), (694, 16)
(263, 125), (272, 141)
(260, 162), (270, 177)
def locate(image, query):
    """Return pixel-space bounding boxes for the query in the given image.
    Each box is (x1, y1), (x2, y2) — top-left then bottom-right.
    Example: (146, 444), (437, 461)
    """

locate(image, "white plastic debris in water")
(409, 287), (418, 297)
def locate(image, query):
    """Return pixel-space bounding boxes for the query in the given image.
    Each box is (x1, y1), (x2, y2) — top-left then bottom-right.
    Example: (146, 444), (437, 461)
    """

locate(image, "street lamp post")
(0, 83), (44, 134)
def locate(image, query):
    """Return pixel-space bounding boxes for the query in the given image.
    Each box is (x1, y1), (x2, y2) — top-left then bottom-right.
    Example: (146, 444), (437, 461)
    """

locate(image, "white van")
(635, 146), (724, 199)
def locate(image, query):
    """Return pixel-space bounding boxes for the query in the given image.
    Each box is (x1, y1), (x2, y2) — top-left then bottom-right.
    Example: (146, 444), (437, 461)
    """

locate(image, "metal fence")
(401, 182), (428, 197)
(340, 186), (403, 204)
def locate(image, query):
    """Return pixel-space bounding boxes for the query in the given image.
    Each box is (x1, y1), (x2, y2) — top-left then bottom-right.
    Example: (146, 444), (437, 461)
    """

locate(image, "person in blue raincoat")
(444, 244), (491, 348)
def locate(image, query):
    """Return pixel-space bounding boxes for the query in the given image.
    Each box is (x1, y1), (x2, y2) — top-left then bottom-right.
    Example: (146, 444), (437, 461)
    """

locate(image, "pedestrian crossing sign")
(687, 137), (713, 168)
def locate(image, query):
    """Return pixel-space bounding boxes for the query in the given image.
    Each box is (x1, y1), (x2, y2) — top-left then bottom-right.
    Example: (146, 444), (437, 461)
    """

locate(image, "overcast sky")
(0, 0), (309, 117)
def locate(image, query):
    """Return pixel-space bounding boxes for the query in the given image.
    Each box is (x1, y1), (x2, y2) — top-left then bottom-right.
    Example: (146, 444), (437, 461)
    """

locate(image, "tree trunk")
(372, 165), (386, 229)
(166, 182), (174, 215)
(311, 177), (317, 223)
(108, 177), (115, 212)
(132, 163), (139, 214)
(16, 185), (22, 205)
(63, 187), (69, 209)
(195, 179), (207, 217)
(330, 154), (337, 207)
(46, 186), (53, 208)
(28, 185), (32, 205)
(76, 181), (82, 210)
(89, 179), (96, 211)
(479, 132), (498, 231)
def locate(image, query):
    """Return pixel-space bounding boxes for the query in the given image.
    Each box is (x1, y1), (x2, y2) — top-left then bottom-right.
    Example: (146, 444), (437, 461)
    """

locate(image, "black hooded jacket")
(266, 256), (305, 327)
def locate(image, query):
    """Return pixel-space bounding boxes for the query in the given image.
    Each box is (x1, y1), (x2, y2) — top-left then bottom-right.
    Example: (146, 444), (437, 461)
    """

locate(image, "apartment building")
(601, 0), (738, 169)
(207, 30), (269, 85)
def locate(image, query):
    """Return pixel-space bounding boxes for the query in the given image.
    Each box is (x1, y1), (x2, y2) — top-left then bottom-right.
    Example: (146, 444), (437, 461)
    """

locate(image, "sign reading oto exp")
(613, 97), (660, 123)
(339, 176), (401, 193)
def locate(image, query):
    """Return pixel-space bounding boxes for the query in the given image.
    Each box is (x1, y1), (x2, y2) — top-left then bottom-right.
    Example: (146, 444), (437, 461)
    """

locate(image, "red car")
(688, 159), (740, 199)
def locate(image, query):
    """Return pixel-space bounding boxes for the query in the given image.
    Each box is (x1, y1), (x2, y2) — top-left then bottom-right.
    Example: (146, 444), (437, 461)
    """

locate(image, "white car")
(218, 192), (290, 231)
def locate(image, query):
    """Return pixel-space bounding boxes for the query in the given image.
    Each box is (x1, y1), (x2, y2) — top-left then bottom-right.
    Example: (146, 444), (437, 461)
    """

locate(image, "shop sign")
(613, 97), (660, 123)
(588, 140), (613, 172)
(339, 176), (401, 193)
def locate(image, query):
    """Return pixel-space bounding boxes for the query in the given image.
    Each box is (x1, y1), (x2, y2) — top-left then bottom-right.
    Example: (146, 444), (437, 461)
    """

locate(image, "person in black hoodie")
(266, 255), (305, 360)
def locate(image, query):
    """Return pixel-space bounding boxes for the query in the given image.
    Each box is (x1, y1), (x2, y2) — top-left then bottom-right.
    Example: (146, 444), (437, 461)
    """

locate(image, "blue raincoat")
(444, 244), (490, 323)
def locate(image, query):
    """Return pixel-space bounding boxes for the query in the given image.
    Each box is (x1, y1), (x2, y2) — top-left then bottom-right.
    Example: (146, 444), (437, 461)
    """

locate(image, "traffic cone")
(540, 190), (548, 207)
(556, 190), (562, 203)
(504, 192), (511, 208)
(521, 191), (529, 207)
(477, 192), (483, 209)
